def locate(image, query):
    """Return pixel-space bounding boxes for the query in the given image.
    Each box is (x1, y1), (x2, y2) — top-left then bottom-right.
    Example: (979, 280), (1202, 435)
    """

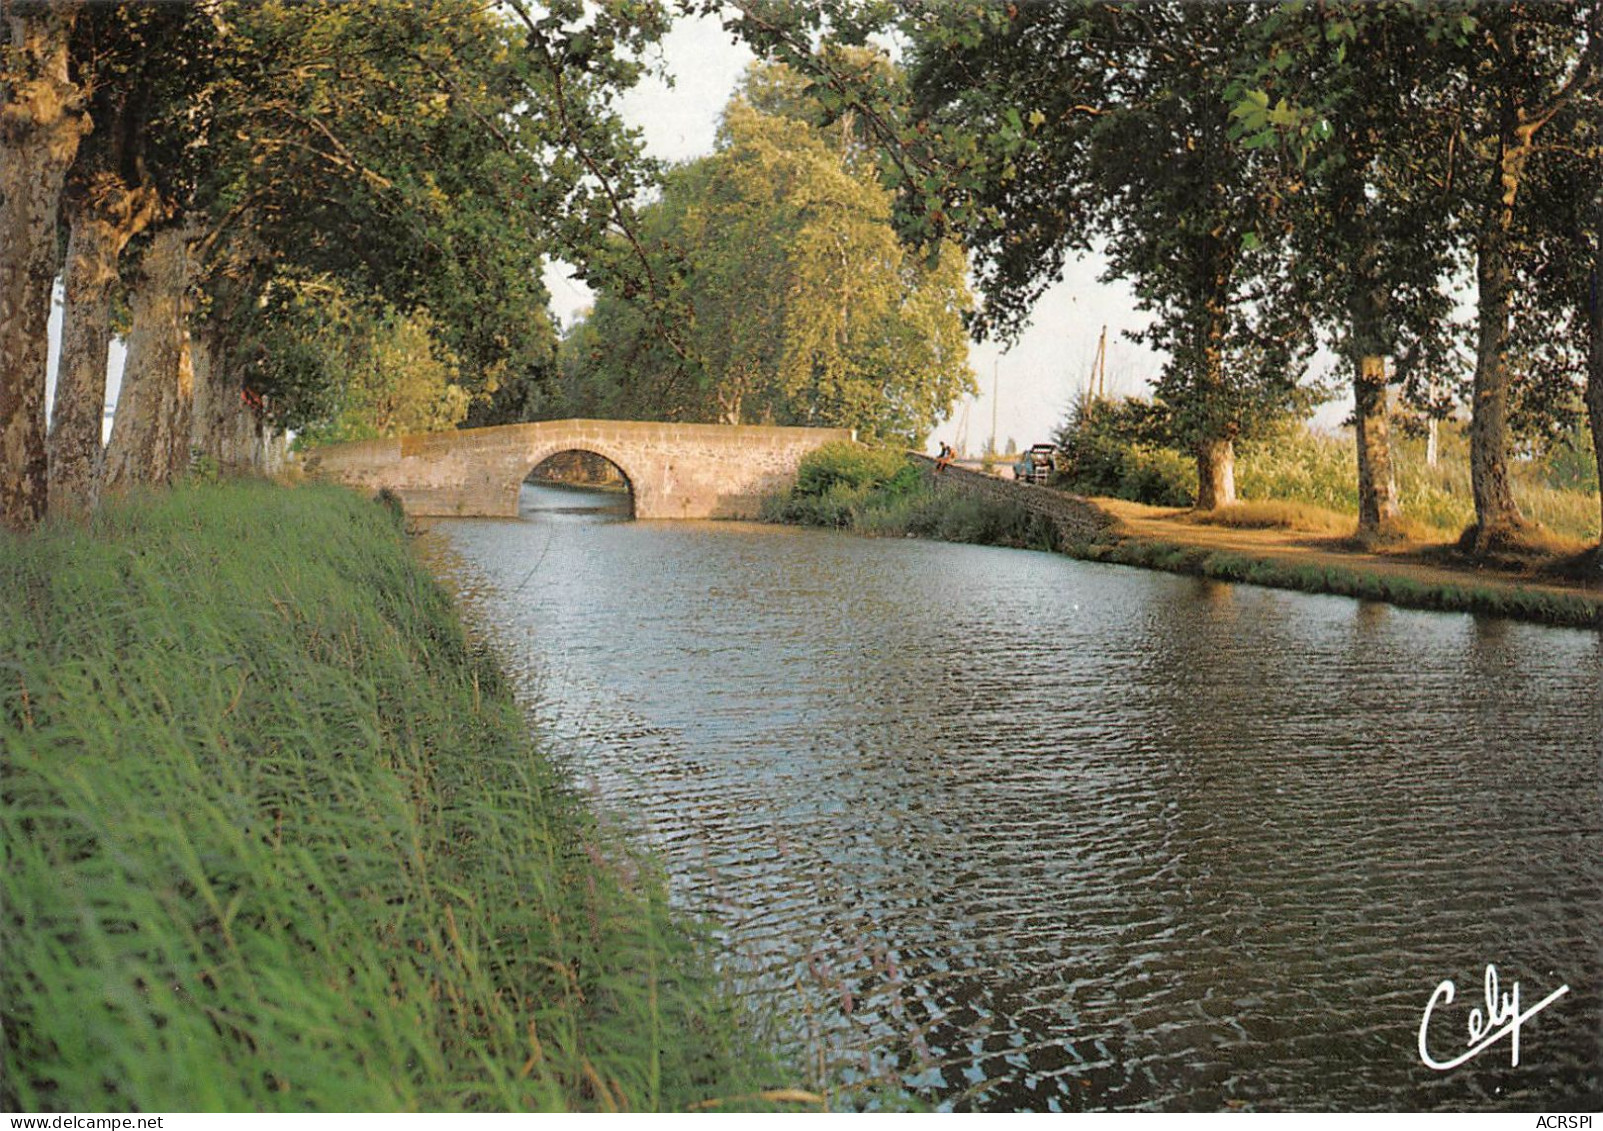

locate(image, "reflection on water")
(426, 483), (1602, 1112)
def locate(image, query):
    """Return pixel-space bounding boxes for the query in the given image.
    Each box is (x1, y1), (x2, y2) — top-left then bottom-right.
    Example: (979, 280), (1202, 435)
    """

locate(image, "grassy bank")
(1058, 409), (1600, 545)
(1, 481), (780, 1112)
(1076, 535), (1601, 629)
(765, 445), (1601, 630)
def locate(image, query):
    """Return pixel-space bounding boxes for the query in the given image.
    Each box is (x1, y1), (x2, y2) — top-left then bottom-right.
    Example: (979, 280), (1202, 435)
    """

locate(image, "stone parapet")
(302, 419), (853, 520)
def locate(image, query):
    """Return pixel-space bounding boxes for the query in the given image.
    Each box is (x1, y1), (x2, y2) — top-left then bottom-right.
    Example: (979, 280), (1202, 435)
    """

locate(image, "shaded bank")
(763, 447), (1602, 630)
(0, 481), (783, 1111)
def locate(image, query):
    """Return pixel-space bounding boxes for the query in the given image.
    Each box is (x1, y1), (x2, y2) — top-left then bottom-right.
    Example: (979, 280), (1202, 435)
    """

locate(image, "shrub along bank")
(762, 441), (1060, 551)
(0, 481), (778, 1112)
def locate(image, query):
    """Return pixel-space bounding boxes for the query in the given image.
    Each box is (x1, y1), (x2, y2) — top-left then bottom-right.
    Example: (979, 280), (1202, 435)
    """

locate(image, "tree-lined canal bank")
(762, 445), (1603, 630)
(429, 480), (1602, 1112)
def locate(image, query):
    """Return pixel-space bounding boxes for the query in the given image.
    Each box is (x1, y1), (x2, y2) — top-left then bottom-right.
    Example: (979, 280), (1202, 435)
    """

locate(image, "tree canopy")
(1, 0), (673, 527)
(556, 62), (976, 447)
(705, 0), (1602, 551)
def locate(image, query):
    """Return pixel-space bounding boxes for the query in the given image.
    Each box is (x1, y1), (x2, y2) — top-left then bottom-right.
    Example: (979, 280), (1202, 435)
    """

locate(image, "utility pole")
(990, 358), (999, 456)
(1092, 324), (1108, 402)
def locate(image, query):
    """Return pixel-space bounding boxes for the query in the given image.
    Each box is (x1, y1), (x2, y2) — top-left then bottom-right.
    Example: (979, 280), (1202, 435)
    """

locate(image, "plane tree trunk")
(1588, 228), (1603, 570)
(103, 223), (195, 491)
(1194, 435), (1236, 511)
(1193, 295), (1237, 512)
(1353, 353), (1401, 537)
(1468, 216), (1529, 553)
(0, 3), (89, 530)
(47, 173), (161, 515)
(1348, 222), (1402, 539)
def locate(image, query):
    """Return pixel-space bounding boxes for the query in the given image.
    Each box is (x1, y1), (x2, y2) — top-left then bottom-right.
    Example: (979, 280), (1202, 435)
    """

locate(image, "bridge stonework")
(302, 419), (854, 520)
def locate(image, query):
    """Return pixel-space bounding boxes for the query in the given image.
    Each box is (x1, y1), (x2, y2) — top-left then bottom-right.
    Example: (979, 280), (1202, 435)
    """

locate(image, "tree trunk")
(1466, 91), (1545, 556)
(103, 224), (195, 492)
(1194, 436), (1236, 511)
(1468, 221), (1527, 553)
(0, 3), (88, 530)
(189, 326), (261, 472)
(1194, 292), (1237, 512)
(1588, 225), (1602, 570)
(1347, 225), (1402, 537)
(1354, 354), (1401, 537)
(47, 174), (162, 515)
(190, 332), (283, 476)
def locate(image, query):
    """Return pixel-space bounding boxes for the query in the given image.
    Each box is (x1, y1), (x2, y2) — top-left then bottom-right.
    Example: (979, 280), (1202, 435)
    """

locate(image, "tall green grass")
(1, 482), (775, 1112)
(1236, 424), (1600, 543)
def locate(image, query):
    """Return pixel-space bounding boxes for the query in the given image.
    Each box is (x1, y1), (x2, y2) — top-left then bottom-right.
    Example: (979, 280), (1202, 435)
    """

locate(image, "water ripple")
(427, 485), (1603, 1112)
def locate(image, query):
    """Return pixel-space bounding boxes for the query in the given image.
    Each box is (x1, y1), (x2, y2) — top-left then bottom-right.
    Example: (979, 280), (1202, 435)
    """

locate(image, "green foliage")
(892, 493), (1060, 551)
(767, 445), (1058, 550)
(0, 482), (775, 1111)
(199, 0), (633, 399)
(1052, 399), (1196, 507)
(253, 279), (470, 446)
(807, 2), (1326, 465)
(1228, 1), (1463, 460)
(555, 64), (977, 446)
(793, 441), (920, 497)
(60, 0), (666, 456)
(766, 443), (922, 527)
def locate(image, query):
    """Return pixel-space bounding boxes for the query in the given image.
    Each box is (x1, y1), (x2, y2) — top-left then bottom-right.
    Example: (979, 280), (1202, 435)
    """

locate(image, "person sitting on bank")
(935, 442), (953, 472)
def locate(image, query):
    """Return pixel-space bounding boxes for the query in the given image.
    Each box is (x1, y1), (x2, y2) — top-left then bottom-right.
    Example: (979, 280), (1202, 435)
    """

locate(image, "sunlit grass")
(1076, 537), (1600, 629)
(1, 481), (778, 1112)
(1184, 500), (1355, 536)
(1236, 425), (1600, 544)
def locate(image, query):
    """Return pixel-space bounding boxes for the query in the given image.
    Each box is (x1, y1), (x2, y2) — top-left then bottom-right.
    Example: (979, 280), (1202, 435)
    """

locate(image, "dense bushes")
(766, 443), (1058, 550)
(1051, 398), (1196, 506)
(764, 441), (923, 527)
(792, 440), (921, 497)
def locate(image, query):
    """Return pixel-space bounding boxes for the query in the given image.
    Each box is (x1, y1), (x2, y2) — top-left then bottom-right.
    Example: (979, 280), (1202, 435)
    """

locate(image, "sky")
(544, 11), (1175, 457)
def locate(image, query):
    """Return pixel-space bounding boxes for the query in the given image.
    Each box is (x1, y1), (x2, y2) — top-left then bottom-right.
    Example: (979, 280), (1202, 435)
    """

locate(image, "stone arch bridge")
(302, 419), (854, 519)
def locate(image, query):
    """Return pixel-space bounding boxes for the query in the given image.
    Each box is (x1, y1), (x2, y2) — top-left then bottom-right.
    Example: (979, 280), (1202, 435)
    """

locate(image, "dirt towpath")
(1089, 497), (1603, 623)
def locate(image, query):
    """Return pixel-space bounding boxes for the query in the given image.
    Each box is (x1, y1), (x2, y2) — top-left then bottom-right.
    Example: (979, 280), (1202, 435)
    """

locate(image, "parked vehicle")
(1013, 443), (1057, 485)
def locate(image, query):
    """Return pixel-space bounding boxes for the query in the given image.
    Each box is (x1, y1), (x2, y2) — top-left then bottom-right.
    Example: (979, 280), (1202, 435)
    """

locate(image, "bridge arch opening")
(521, 448), (636, 520)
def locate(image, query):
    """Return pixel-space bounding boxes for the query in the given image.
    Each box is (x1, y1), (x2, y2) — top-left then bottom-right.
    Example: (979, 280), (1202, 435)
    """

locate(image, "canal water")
(427, 482), (1602, 1112)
